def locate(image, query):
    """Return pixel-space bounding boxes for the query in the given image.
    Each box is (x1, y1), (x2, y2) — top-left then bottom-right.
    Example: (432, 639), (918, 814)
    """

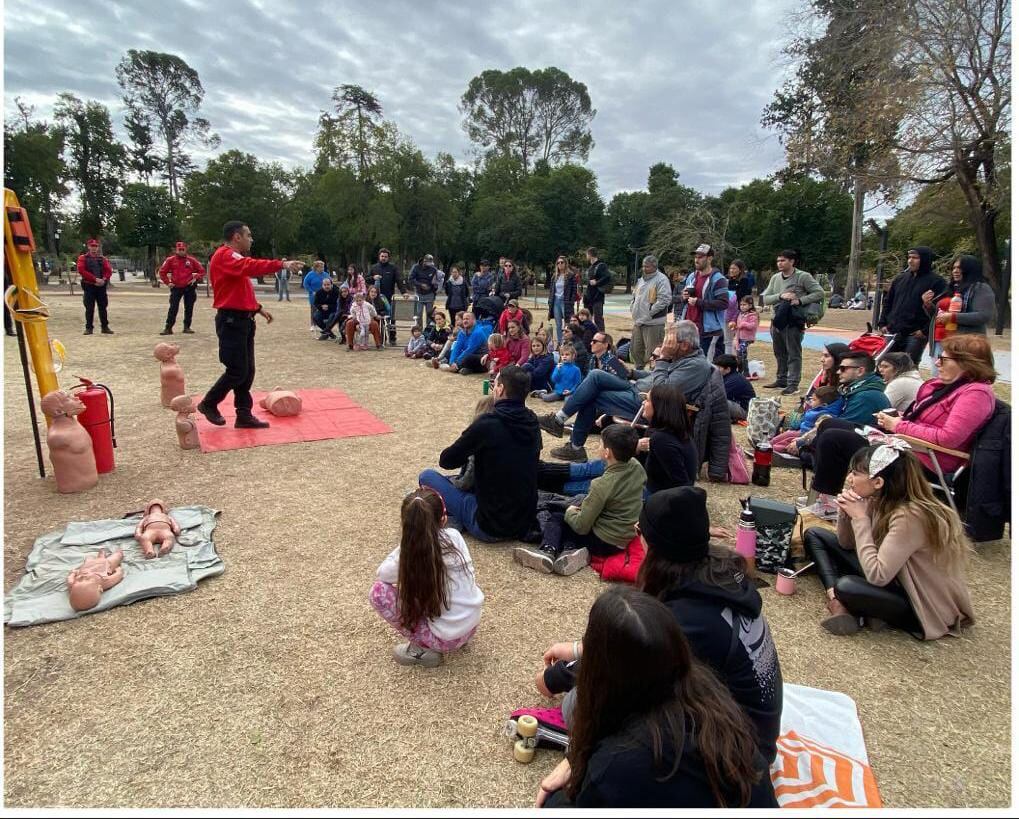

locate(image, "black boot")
(235, 413), (270, 429)
(160, 326), (173, 335)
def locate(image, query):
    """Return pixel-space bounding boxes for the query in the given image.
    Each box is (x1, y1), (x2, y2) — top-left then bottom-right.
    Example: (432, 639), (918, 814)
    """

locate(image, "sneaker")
(159, 327), (173, 335)
(83, 328), (94, 335)
(550, 443), (588, 463)
(100, 327), (114, 334)
(538, 413), (565, 438)
(529, 390), (545, 398)
(513, 545), (556, 574)
(196, 400), (226, 426)
(183, 327), (195, 334)
(318, 333), (331, 341)
(763, 381), (786, 389)
(393, 642), (442, 668)
(821, 598), (861, 636)
(234, 414), (270, 429)
(804, 499), (838, 521)
(553, 548), (589, 576)
(781, 385), (799, 395)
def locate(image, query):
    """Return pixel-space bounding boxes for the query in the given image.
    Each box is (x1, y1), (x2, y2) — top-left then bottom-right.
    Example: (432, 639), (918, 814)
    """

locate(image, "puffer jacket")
(690, 368), (732, 481)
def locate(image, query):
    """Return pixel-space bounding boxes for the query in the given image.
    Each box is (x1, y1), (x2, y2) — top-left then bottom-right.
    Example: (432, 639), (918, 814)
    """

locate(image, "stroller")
(847, 322), (895, 364)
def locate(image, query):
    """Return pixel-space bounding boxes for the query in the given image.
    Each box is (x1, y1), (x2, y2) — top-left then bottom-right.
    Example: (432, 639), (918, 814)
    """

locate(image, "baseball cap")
(424, 254), (434, 262)
(694, 243), (713, 256)
(175, 241), (188, 250)
(86, 239), (99, 247)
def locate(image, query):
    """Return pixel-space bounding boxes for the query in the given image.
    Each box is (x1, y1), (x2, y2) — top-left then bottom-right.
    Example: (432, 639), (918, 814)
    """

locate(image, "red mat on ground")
(193, 388), (392, 453)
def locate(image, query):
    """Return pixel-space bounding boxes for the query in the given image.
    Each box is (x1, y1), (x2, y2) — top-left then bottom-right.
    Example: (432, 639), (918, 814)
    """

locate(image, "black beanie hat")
(639, 486), (711, 563)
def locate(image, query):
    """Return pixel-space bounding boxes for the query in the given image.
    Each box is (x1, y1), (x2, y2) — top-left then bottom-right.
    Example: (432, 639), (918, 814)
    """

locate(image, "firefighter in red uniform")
(158, 241), (206, 335)
(76, 238), (114, 335)
(196, 221), (303, 429)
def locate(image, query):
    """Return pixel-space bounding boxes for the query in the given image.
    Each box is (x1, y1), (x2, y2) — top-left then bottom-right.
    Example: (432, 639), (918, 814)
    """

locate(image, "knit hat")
(639, 486), (710, 563)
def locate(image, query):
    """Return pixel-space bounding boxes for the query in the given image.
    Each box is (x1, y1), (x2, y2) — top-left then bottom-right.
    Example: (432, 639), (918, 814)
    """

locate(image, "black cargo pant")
(803, 527), (921, 635)
(203, 309), (257, 414)
(82, 282), (110, 330)
(165, 283), (198, 329)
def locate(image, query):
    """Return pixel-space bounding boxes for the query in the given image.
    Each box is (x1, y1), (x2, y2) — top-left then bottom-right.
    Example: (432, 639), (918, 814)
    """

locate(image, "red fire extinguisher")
(71, 376), (116, 474)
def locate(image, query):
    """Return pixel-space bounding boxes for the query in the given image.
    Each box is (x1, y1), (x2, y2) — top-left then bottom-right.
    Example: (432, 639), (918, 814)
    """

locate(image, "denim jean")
(561, 369), (642, 447)
(563, 459), (606, 494)
(553, 297), (565, 346)
(700, 334), (721, 359)
(414, 298), (434, 329)
(418, 469), (502, 542)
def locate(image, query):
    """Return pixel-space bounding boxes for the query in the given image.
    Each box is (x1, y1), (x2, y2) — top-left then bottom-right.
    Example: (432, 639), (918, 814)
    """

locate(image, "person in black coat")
(713, 353), (756, 421)
(494, 259), (523, 304)
(878, 246), (946, 365)
(634, 382), (699, 494)
(536, 585), (777, 809)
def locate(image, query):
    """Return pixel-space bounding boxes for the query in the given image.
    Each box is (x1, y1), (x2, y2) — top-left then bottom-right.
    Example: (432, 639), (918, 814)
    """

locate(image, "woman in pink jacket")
(504, 319), (531, 366)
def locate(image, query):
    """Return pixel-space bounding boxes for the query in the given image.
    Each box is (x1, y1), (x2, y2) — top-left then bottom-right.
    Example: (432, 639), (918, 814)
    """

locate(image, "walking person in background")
(275, 263), (291, 302)
(76, 238), (114, 335)
(582, 247), (613, 331)
(158, 241), (205, 335)
(760, 249), (824, 395)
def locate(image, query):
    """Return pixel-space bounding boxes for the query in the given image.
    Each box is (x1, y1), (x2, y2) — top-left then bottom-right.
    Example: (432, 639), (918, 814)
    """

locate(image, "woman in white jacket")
(877, 352), (924, 412)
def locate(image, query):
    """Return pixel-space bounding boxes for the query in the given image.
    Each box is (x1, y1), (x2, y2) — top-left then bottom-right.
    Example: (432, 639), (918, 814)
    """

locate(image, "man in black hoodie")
(419, 365), (541, 541)
(878, 246), (945, 365)
(369, 248), (406, 344)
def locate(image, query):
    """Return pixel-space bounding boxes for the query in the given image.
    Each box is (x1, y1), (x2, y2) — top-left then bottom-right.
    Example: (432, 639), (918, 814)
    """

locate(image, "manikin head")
(41, 390), (85, 419)
(145, 499), (168, 517)
(68, 574), (103, 611)
(154, 342), (181, 363)
(170, 395), (195, 414)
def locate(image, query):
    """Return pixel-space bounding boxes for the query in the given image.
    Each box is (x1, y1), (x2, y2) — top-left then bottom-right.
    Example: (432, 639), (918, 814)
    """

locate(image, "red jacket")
(76, 253), (113, 285)
(159, 254), (206, 288)
(209, 245), (282, 311)
(488, 347), (513, 373)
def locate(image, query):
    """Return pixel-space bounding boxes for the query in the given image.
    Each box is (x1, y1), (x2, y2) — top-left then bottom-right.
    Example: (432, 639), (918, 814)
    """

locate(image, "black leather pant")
(804, 527), (921, 634)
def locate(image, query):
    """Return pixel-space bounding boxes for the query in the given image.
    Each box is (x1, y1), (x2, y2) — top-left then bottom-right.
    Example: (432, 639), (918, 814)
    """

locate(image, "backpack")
(746, 396), (782, 444)
(799, 272), (826, 326)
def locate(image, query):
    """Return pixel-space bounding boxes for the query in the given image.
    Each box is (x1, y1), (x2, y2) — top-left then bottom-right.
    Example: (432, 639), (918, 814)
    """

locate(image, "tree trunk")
(996, 245), (1010, 334)
(843, 176), (865, 299)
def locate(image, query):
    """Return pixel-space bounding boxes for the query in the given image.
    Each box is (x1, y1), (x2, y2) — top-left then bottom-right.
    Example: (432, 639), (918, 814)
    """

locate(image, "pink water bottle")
(736, 505), (757, 559)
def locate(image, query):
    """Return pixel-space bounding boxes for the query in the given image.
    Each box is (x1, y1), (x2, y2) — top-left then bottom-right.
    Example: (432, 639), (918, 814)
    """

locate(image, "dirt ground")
(3, 285), (1011, 808)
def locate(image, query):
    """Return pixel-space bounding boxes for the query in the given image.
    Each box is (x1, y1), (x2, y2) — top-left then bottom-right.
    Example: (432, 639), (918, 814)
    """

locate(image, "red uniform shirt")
(76, 253), (113, 284)
(209, 245), (283, 311)
(159, 254), (206, 288)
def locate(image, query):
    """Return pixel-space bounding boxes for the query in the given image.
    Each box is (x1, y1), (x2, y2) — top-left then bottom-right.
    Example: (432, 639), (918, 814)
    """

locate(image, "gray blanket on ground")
(4, 506), (223, 627)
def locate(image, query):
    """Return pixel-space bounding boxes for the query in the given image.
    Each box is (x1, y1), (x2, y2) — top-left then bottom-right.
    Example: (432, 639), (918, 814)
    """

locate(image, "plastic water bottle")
(736, 505), (757, 560)
(751, 443), (773, 487)
(946, 287), (963, 333)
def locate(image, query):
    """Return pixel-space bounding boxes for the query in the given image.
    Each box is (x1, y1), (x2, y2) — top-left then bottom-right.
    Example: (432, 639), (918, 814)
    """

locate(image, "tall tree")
(460, 67), (595, 172)
(115, 50), (219, 201)
(4, 98), (68, 252)
(896, 0), (1011, 309)
(124, 108), (163, 184)
(315, 85), (390, 181)
(116, 183), (179, 277)
(53, 93), (126, 238)
(762, 0), (909, 298)
(605, 191), (651, 290)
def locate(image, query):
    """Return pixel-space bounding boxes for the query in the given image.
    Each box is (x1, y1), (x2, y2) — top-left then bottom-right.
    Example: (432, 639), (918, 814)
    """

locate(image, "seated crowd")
(344, 248), (1003, 808)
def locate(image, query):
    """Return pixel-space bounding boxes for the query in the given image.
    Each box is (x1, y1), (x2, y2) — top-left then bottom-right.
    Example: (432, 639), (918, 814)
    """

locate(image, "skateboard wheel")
(513, 739), (535, 764)
(517, 714), (538, 738)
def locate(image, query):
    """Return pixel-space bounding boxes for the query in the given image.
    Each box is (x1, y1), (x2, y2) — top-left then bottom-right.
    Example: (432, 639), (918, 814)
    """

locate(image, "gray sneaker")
(393, 642), (442, 668)
(553, 548), (589, 576)
(513, 545), (555, 574)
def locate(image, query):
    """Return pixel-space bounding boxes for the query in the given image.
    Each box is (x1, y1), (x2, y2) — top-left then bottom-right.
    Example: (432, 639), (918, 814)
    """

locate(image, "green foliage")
(116, 183), (179, 251)
(3, 101), (68, 248)
(604, 191), (651, 267)
(460, 67), (595, 172)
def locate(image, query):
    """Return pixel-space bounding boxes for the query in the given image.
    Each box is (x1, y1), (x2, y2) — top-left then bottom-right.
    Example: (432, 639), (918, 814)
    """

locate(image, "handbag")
(747, 396), (782, 444)
(727, 434), (751, 484)
(748, 497), (797, 573)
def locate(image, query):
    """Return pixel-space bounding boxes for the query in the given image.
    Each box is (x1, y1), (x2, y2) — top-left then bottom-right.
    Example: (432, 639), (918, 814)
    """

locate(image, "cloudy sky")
(5, 0), (802, 200)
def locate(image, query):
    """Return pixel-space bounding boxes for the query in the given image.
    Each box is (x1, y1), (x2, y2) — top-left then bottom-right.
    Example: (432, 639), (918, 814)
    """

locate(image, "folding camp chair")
(894, 434), (970, 516)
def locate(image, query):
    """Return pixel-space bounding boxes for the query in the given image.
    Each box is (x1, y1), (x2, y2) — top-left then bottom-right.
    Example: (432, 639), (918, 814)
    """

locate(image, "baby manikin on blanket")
(4, 505), (223, 627)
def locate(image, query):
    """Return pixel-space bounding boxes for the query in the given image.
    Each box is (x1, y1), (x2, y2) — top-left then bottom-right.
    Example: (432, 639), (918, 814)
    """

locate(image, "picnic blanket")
(771, 683), (882, 808)
(4, 505), (223, 627)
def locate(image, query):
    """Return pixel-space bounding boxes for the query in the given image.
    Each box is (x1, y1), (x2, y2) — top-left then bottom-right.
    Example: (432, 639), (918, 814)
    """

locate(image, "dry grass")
(3, 286), (1010, 808)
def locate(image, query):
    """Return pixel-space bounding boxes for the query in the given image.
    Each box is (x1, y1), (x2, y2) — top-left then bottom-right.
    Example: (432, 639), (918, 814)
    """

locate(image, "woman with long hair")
(924, 253), (997, 375)
(804, 443), (974, 639)
(536, 586), (777, 808)
(635, 382), (698, 495)
(369, 488), (483, 667)
(806, 341), (851, 396)
(547, 255), (577, 346)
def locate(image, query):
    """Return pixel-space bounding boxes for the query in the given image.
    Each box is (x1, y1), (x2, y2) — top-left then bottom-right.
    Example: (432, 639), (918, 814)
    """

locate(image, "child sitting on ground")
(451, 396), (495, 491)
(523, 337), (555, 393)
(714, 353), (756, 422)
(770, 385), (843, 455)
(532, 343), (582, 402)
(481, 332), (512, 375)
(370, 488), (484, 667)
(423, 313), (450, 360)
(514, 425), (646, 576)
(405, 325), (428, 358)
(562, 324), (590, 375)
(731, 296), (760, 376)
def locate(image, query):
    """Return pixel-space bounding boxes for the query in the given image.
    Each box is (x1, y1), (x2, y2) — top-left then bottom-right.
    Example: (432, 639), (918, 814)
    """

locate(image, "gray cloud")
(5, 0), (797, 199)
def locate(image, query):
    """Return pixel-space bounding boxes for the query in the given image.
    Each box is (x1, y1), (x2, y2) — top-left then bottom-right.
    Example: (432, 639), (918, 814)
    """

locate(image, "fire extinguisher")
(71, 376), (116, 474)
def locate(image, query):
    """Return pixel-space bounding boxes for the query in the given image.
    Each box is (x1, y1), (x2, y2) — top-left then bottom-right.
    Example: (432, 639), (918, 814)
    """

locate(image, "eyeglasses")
(936, 354), (954, 364)
(838, 364), (863, 371)
(593, 337), (606, 344)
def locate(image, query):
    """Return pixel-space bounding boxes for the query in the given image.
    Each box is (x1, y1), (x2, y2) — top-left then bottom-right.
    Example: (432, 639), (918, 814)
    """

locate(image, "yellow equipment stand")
(4, 188), (61, 476)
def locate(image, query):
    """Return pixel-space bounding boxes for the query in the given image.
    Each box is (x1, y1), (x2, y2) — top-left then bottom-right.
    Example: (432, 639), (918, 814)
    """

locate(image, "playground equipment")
(4, 188), (61, 477)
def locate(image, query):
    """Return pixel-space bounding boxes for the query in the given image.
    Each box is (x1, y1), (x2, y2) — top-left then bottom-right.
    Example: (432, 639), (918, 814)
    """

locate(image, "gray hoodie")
(636, 349), (713, 399)
(631, 270), (674, 326)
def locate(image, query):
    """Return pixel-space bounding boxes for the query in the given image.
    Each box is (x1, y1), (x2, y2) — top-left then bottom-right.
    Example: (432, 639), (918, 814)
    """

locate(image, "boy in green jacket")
(515, 425), (646, 576)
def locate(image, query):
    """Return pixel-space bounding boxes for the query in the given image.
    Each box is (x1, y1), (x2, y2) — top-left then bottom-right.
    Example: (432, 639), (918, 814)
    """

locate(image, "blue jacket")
(523, 353), (555, 392)
(722, 370), (756, 412)
(303, 269), (329, 303)
(550, 361), (582, 395)
(838, 373), (891, 425)
(680, 269), (729, 334)
(471, 270), (494, 301)
(450, 320), (491, 366)
(800, 398), (844, 431)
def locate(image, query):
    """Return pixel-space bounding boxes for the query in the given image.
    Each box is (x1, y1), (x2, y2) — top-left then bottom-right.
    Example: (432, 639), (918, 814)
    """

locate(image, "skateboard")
(504, 706), (569, 763)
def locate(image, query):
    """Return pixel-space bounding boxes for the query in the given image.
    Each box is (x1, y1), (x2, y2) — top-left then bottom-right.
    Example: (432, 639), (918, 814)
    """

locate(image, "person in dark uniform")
(196, 221), (302, 429)
(158, 241), (206, 335)
(76, 238), (113, 334)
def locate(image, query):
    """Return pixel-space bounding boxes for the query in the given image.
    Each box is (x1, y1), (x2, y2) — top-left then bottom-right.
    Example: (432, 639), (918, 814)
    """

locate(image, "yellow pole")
(4, 188), (59, 402)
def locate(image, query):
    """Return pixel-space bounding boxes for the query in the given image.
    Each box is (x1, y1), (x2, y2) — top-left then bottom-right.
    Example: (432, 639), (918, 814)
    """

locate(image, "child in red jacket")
(481, 332), (513, 375)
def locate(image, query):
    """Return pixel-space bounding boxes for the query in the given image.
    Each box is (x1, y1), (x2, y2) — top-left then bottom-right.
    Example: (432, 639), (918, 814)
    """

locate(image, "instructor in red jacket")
(159, 241), (206, 335)
(196, 221), (303, 429)
(76, 238), (114, 335)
